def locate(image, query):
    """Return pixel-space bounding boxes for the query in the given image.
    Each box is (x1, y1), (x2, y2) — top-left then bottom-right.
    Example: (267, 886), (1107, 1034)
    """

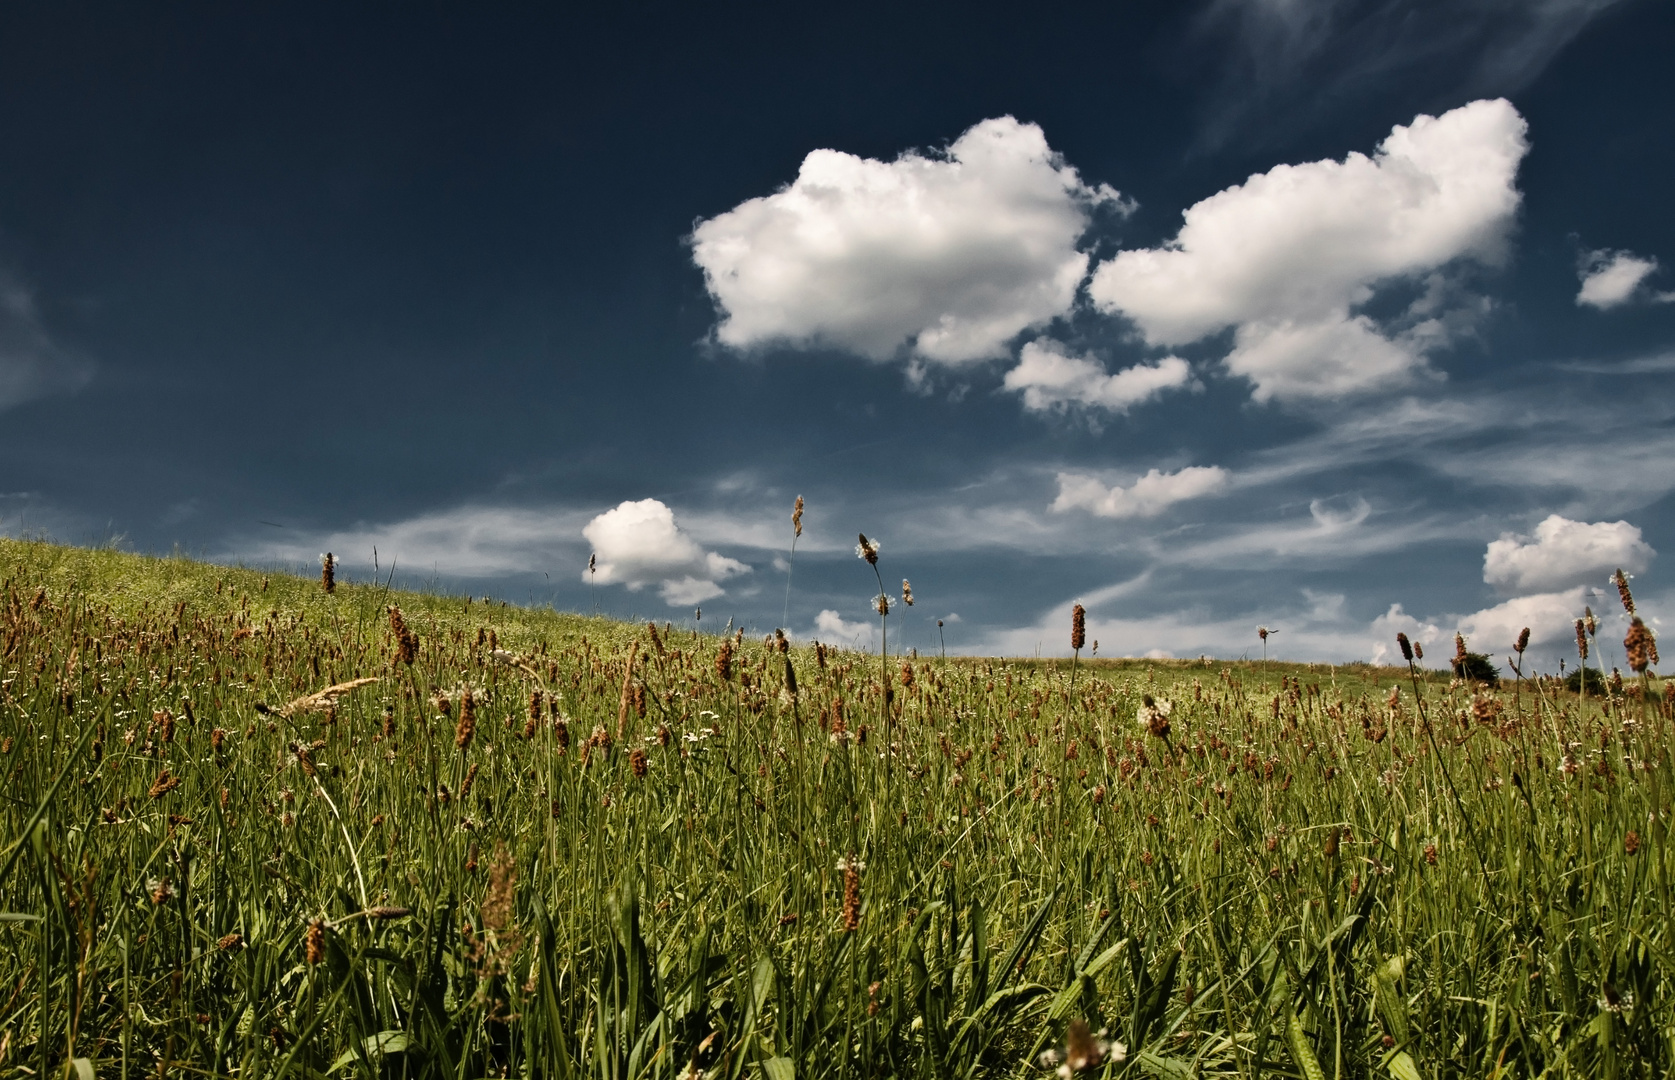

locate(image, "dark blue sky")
(3, 0), (1671, 670)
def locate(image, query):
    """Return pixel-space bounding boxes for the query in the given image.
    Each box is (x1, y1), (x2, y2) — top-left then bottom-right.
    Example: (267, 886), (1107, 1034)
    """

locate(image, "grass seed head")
(1624, 617), (1658, 673)
(456, 688), (477, 750)
(1071, 604), (1086, 652)
(320, 553), (335, 594)
(856, 533), (880, 565)
(305, 919), (325, 964)
(792, 495), (803, 538)
(1613, 568), (1636, 615)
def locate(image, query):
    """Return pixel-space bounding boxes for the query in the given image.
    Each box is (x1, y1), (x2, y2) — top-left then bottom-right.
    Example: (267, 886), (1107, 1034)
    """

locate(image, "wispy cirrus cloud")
(1, 274), (93, 413)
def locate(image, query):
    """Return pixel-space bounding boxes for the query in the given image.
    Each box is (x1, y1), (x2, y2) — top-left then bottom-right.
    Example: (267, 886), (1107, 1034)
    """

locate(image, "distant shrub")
(1564, 667), (1608, 696)
(1452, 651), (1500, 685)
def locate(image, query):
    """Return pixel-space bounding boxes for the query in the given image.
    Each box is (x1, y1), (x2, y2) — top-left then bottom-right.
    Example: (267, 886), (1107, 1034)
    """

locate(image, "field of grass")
(0, 536), (1670, 1078)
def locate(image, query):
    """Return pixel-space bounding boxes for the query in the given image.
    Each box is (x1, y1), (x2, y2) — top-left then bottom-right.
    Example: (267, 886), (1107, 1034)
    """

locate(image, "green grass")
(0, 536), (1670, 1078)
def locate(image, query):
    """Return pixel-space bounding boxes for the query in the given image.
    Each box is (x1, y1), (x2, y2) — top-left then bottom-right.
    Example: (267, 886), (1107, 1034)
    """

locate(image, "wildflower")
(1071, 604), (1086, 652)
(874, 593), (891, 616)
(855, 534), (880, 565)
(1136, 695), (1172, 738)
(149, 877), (174, 904)
(1576, 619), (1589, 662)
(1060, 1019), (1124, 1076)
(1454, 632), (1467, 667)
(902, 579), (914, 606)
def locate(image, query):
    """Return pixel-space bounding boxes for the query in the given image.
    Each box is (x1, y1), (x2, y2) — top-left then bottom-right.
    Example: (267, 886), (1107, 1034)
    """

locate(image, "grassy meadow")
(0, 536), (1670, 1078)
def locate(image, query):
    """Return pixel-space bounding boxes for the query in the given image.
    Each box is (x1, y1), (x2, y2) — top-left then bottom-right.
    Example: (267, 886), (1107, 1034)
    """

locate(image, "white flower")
(856, 537), (882, 560)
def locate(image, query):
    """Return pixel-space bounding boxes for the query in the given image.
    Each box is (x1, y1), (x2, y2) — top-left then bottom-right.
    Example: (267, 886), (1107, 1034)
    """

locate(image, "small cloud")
(1483, 514), (1654, 594)
(1368, 603), (1440, 665)
(1003, 339), (1195, 415)
(814, 609), (874, 647)
(1576, 249), (1671, 310)
(583, 499), (750, 607)
(1052, 466), (1231, 519)
(1141, 648), (1174, 659)
(1308, 495), (1371, 530)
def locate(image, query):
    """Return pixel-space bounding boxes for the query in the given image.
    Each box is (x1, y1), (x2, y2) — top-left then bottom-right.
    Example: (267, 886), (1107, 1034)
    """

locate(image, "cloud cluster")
(1003, 339), (1194, 414)
(583, 499), (749, 606)
(1576, 249), (1672, 309)
(1, 275), (93, 412)
(691, 116), (1124, 364)
(1483, 514), (1655, 594)
(1052, 465), (1230, 519)
(1088, 99), (1528, 401)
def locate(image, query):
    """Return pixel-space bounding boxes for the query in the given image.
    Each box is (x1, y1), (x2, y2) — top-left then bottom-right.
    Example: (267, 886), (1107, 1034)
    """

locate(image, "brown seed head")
(842, 859), (861, 932)
(1071, 604), (1086, 652)
(305, 919), (325, 964)
(1624, 617), (1658, 674)
(1576, 618), (1590, 661)
(320, 553), (335, 594)
(483, 843), (516, 931)
(455, 688), (477, 750)
(902, 579), (913, 606)
(1613, 568), (1635, 616)
(1515, 627), (1530, 654)
(1625, 830), (1642, 855)
(629, 746), (648, 778)
(856, 533), (879, 566)
(792, 495), (804, 538)
(715, 639), (733, 681)
(1396, 632), (1412, 663)
(1454, 632), (1467, 664)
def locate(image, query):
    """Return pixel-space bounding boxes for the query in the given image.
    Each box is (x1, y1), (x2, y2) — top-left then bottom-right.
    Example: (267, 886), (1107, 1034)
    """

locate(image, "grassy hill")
(0, 537), (1668, 1077)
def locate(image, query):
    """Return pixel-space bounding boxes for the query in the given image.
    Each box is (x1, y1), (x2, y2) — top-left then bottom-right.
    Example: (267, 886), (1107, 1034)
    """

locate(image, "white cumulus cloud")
(1576, 249), (1671, 309)
(691, 116), (1125, 364)
(1483, 514), (1654, 594)
(813, 609), (875, 648)
(583, 499), (749, 606)
(1455, 587), (1589, 656)
(1052, 465), (1230, 519)
(1003, 339), (1195, 414)
(1087, 99), (1528, 402)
